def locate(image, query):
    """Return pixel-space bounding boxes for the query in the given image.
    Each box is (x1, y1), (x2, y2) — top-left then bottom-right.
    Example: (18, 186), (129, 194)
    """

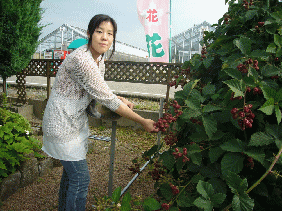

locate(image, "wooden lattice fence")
(16, 59), (183, 104)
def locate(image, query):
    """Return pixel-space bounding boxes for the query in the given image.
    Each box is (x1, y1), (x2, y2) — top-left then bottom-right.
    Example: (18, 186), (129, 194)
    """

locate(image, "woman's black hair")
(87, 14), (117, 60)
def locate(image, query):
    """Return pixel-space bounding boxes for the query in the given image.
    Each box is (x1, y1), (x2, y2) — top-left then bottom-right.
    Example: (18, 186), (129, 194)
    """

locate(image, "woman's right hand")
(142, 119), (159, 133)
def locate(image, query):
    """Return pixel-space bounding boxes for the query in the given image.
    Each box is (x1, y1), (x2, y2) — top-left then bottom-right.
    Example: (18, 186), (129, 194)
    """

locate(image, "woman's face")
(88, 21), (114, 60)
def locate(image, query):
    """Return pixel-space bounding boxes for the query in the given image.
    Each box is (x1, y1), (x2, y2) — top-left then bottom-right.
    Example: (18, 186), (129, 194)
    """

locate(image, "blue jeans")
(59, 160), (90, 211)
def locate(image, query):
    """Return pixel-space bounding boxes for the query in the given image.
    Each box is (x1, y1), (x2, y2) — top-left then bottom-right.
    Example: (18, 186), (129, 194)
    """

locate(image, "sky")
(39, 0), (229, 50)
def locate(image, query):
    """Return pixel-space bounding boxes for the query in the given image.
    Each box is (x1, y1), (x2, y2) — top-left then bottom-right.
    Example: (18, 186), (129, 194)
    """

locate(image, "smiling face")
(88, 21), (114, 61)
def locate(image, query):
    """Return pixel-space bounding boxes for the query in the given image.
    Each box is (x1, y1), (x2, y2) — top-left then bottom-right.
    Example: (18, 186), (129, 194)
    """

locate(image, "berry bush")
(132, 0), (282, 210)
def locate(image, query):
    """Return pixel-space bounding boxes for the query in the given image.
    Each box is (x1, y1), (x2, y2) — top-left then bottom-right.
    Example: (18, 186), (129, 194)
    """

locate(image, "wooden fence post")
(46, 61), (51, 100)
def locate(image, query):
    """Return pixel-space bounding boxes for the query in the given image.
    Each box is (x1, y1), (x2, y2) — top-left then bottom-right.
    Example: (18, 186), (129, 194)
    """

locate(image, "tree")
(0, 0), (44, 94)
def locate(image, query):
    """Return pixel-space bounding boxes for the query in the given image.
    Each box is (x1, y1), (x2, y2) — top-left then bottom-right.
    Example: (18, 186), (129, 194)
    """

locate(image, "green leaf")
(185, 99), (201, 111)
(187, 142), (203, 155)
(176, 157), (184, 172)
(142, 145), (158, 158)
(181, 108), (202, 120)
(160, 151), (175, 171)
(191, 174), (205, 184)
(196, 180), (214, 199)
(177, 191), (194, 207)
(233, 37), (252, 55)
(190, 132), (208, 142)
(211, 193), (226, 206)
(202, 84), (216, 96)
(232, 193), (254, 211)
(202, 115), (217, 139)
(266, 124), (282, 140)
(194, 197), (213, 211)
(258, 98), (275, 115)
(266, 43), (277, 53)
(143, 198), (161, 211)
(203, 57), (214, 69)
(249, 132), (274, 146)
(190, 152), (202, 166)
(212, 110), (231, 123)
(209, 147), (225, 163)
(261, 86), (278, 101)
(220, 139), (246, 153)
(261, 64), (281, 77)
(226, 172), (248, 195)
(221, 153), (244, 177)
(111, 186), (121, 203)
(245, 10), (257, 20)
(121, 192), (131, 211)
(250, 50), (270, 59)
(0, 161), (6, 170)
(243, 75), (257, 87)
(203, 104), (222, 113)
(182, 79), (200, 96)
(224, 68), (243, 80)
(160, 183), (173, 201)
(200, 163), (221, 179)
(265, 22), (278, 34)
(210, 130), (225, 141)
(224, 79), (245, 97)
(208, 178), (227, 194)
(274, 34), (282, 47)
(275, 105), (282, 124)
(243, 149), (265, 165)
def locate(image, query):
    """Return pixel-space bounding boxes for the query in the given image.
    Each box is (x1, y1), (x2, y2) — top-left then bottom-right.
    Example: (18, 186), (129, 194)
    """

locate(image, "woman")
(42, 14), (158, 211)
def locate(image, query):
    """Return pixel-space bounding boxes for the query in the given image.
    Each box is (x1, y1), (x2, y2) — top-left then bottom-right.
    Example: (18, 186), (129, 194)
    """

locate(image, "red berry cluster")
(246, 156), (254, 169)
(169, 68), (190, 88)
(190, 118), (203, 126)
(148, 161), (165, 181)
(243, 0), (253, 10)
(173, 148), (190, 163)
(231, 104), (255, 130)
(161, 203), (170, 210)
(242, 153), (254, 169)
(164, 132), (178, 146)
(255, 22), (265, 33)
(271, 75), (279, 80)
(230, 92), (243, 101)
(154, 101), (183, 132)
(237, 59), (259, 74)
(246, 86), (262, 95)
(170, 184), (180, 195)
(200, 45), (207, 61)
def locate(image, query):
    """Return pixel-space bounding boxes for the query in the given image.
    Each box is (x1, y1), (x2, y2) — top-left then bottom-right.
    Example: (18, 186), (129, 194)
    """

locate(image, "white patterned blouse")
(42, 45), (122, 161)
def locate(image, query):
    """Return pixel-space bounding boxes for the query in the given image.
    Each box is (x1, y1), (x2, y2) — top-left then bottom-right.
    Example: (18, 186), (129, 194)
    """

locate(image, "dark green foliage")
(137, 0), (282, 211)
(0, 0), (44, 83)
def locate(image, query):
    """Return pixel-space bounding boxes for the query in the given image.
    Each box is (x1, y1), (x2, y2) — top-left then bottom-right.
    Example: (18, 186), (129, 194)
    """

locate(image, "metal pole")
(108, 120), (117, 196)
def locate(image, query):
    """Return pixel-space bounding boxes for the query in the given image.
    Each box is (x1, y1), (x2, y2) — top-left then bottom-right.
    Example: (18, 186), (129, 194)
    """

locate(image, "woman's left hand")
(118, 96), (134, 110)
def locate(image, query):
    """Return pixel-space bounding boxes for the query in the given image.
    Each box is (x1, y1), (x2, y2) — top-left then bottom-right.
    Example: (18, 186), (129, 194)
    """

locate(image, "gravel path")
(0, 117), (159, 211)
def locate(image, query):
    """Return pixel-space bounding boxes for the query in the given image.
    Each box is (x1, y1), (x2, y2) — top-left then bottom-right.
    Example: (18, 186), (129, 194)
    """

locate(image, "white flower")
(25, 130), (29, 135)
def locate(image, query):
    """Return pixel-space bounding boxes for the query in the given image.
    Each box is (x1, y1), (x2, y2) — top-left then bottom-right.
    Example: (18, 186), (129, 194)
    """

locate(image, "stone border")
(0, 154), (62, 202)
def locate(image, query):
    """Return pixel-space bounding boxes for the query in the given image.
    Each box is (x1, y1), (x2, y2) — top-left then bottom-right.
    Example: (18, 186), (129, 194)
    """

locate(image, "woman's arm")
(114, 103), (158, 133)
(117, 96), (134, 110)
